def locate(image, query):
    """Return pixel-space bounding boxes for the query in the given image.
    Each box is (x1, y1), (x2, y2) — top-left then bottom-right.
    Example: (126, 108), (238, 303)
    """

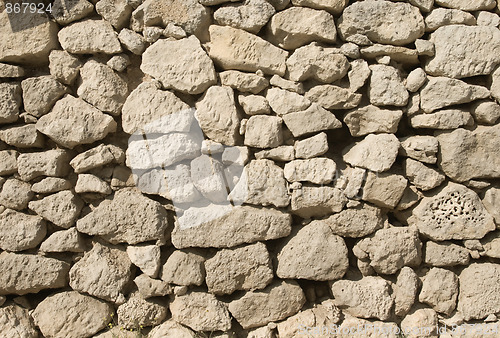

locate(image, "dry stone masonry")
(1, 0), (500, 336)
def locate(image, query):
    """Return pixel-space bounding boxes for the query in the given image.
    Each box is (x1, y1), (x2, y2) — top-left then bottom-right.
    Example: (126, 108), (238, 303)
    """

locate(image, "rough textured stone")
(369, 65), (409, 107)
(77, 188), (169, 245)
(96, 0), (133, 29)
(405, 68), (427, 92)
(393, 267), (419, 317)
(245, 115), (283, 148)
(344, 105), (402, 137)
(283, 104), (342, 138)
(134, 274), (172, 299)
(161, 250), (205, 286)
(471, 101), (500, 125)
(483, 187), (500, 225)
(330, 277), (393, 321)
(277, 220), (348, 281)
(290, 185), (347, 218)
(52, 0), (94, 24)
(148, 320), (196, 338)
(400, 136), (438, 164)
(58, 20), (121, 54)
(205, 242), (273, 294)
(404, 158), (445, 191)
(21, 76), (67, 118)
(400, 309), (438, 338)
(0, 150), (18, 175)
(0, 252), (69, 295)
(190, 155), (227, 203)
(410, 182), (496, 241)
(424, 241), (470, 267)
(410, 109), (473, 129)
(29, 191), (84, 229)
(361, 44), (419, 65)
(117, 295), (167, 329)
(0, 124), (44, 148)
(0, 304), (38, 338)
(207, 25), (288, 76)
(0, 178), (33, 210)
(294, 132), (328, 159)
(338, 0), (424, 46)
(425, 8), (476, 32)
(69, 242), (132, 303)
(419, 267), (458, 315)
(141, 36), (217, 94)
(238, 94), (270, 115)
(214, 0), (275, 34)
(220, 71), (269, 94)
(49, 50), (82, 85)
(118, 29), (146, 55)
(343, 134), (399, 173)
(75, 174), (112, 194)
(269, 75), (304, 94)
(435, 0), (495, 11)
(33, 291), (113, 338)
(284, 158), (336, 184)
(291, 0), (347, 14)
(17, 149), (69, 181)
(305, 85), (361, 110)
(266, 87), (311, 116)
(170, 292), (232, 331)
(255, 146), (295, 162)
(0, 63), (25, 78)
(40, 228), (85, 253)
(127, 245), (161, 278)
(0, 209), (46, 252)
(0, 83), (21, 124)
(229, 281), (306, 329)
(70, 144), (124, 173)
(325, 203), (383, 238)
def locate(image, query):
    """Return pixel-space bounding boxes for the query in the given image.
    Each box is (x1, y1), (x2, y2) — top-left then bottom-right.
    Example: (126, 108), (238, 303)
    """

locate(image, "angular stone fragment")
(330, 277), (393, 321)
(458, 263), (500, 320)
(77, 188), (169, 244)
(425, 8), (476, 31)
(58, 20), (121, 54)
(51, 0), (94, 25)
(0, 83), (21, 124)
(348, 59), (370, 92)
(286, 44), (349, 83)
(161, 250), (205, 286)
(77, 60), (128, 116)
(437, 125), (500, 181)
(435, 0), (495, 11)
(117, 295), (167, 329)
(291, 185), (347, 218)
(171, 205), (292, 248)
(0, 304), (38, 338)
(126, 245), (160, 278)
(400, 136), (438, 164)
(189, 155), (226, 203)
(0, 10), (58, 64)
(424, 241), (470, 267)
(171, 292), (232, 331)
(214, 0), (275, 34)
(410, 109), (473, 129)
(220, 71), (269, 94)
(134, 274), (172, 299)
(270, 75), (304, 94)
(425, 25), (500, 78)
(269, 7), (336, 50)
(29, 191), (83, 229)
(338, 0), (424, 46)
(206, 242), (273, 295)
(255, 146), (295, 162)
(195, 86), (240, 146)
(229, 281), (305, 329)
(410, 182), (496, 241)
(404, 159), (445, 191)
(344, 105), (402, 137)
(354, 227), (422, 274)
(483, 187), (500, 225)
(361, 44), (419, 65)
(369, 65), (409, 107)
(36, 95), (117, 149)
(277, 221), (348, 281)
(0, 63), (24, 78)
(325, 203), (383, 238)
(283, 104), (342, 138)
(291, 0), (347, 14)
(70, 144), (123, 173)
(21, 76), (67, 117)
(0, 178), (33, 210)
(207, 25), (288, 76)
(343, 134), (399, 173)
(245, 115), (283, 148)
(400, 309), (438, 337)
(0, 209), (46, 251)
(141, 36), (216, 94)
(69, 242), (132, 303)
(49, 50), (82, 85)
(96, 0), (133, 29)
(419, 268), (458, 315)
(294, 132), (328, 159)
(40, 228), (85, 253)
(266, 87), (310, 116)
(118, 29), (146, 55)
(33, 291), (113, 338)
(284, 158), (336, 184)
(148, 320), (196, 338)
(393, 267), (419, 317)
(17, 149), (69, 181)
(0, 124), (44, 148)
(0, 252), (69, 295)
(238, 95), (270, 115)
(74, 174), (111, 195)
(0, 150), (18, 175)
(306, 85), (361, 110)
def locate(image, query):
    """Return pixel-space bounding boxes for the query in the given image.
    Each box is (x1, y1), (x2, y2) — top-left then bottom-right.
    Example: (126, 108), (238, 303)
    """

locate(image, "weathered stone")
(134, 274), (172, 299)
(458, 263), (500, 320)
(0, 304), (38, 338)
(424, 241), (470, 267)
(29, 191), (83, 229)
(410, 109), (473, 129)
(36, 95), (117, 149)
(291, 185), (347, 218)
(471, 101), (500, 125)
(330, 277), (393, 321)
(148, 320), (196, 338)
(0, 63), (25, 78)
(369, 65), (409, 107)
(33, 291), (113, 338)
(477, 11), (500, 26)
(294, 132), (328, 159)
(255, 146), (295, 162)
(75, 174), (112, 195)
(361, 44), (419, 65)
(17, 149), (69, 181)
(118, 28), (146, 55)
(426, 25), (500, 79)
(51, 0), (94, 24)
(305, 85), (362, 110)
(0, 124), (44, 148)
(220, 71), (269, 94)
(117, 295), (167, 329)
(410, 182), (496, 241)
(0, 178), (33, 210)
(229, 281), (305, 329)
(405, 68), (427, 93)
(325, 203), (383, 238)
(338, 0), (424, 46)
(482, 232), (500, 258)
(245, 115), (283, 148)
(425, 8), (476, 31)
(21, 76), (67, 117)
(171, 205), (292, 248)
(343, 134), (399, 173)
(69, 242), (132, 303)
(238, 94), (270, 115)
(189, 155), (226, 203)
(283, 104), (342, 138)
(0, 209), (45, 252)
(435, 0), (495, 11)
(483, 187), (500, 225)
(269, 7), (336, 50)
(214, 0), (275, 34)
(277, 220), (348, 281)
(141, 36), (217, 94)
(77, 188), (169, 244)
(49, 50), (82, 85)
(0, 10), (58, 64)
(348, 59), (371, 92)
(0, 83), (21, 124)
(344, 105), (402, 137)
(126, 245), (161, 278)
(400, 309), (438, 338)
(58, 20), (122, 54)
(437, 125), (500, 181)
(393, 267), (419, 317)
(0, 150), (18, 175)
(266, 87), (310, 116)
(284, 158), (336, 184)
(404, 159), (445, 191)
(269, 75), (304, 94)
(96, 0), (133, 29)
(207, 25), (288, 76)
(291, 0), (347, 14)
(161, 250), (205, 286)
(0, 252), (69, 295)
(195, 86), (240, 146)
(286, 43), (349, 83)
(206, 242), (273, 294)
(70, 144), (123, 173)
(170, 292), (232, 331)
(419, 268), (458, 315)
(40, 228), (85, 253)
(400, 136), (438, 164)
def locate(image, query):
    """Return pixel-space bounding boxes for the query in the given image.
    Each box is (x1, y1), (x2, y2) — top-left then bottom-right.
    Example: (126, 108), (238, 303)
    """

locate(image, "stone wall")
(1, 0), (500, 336)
